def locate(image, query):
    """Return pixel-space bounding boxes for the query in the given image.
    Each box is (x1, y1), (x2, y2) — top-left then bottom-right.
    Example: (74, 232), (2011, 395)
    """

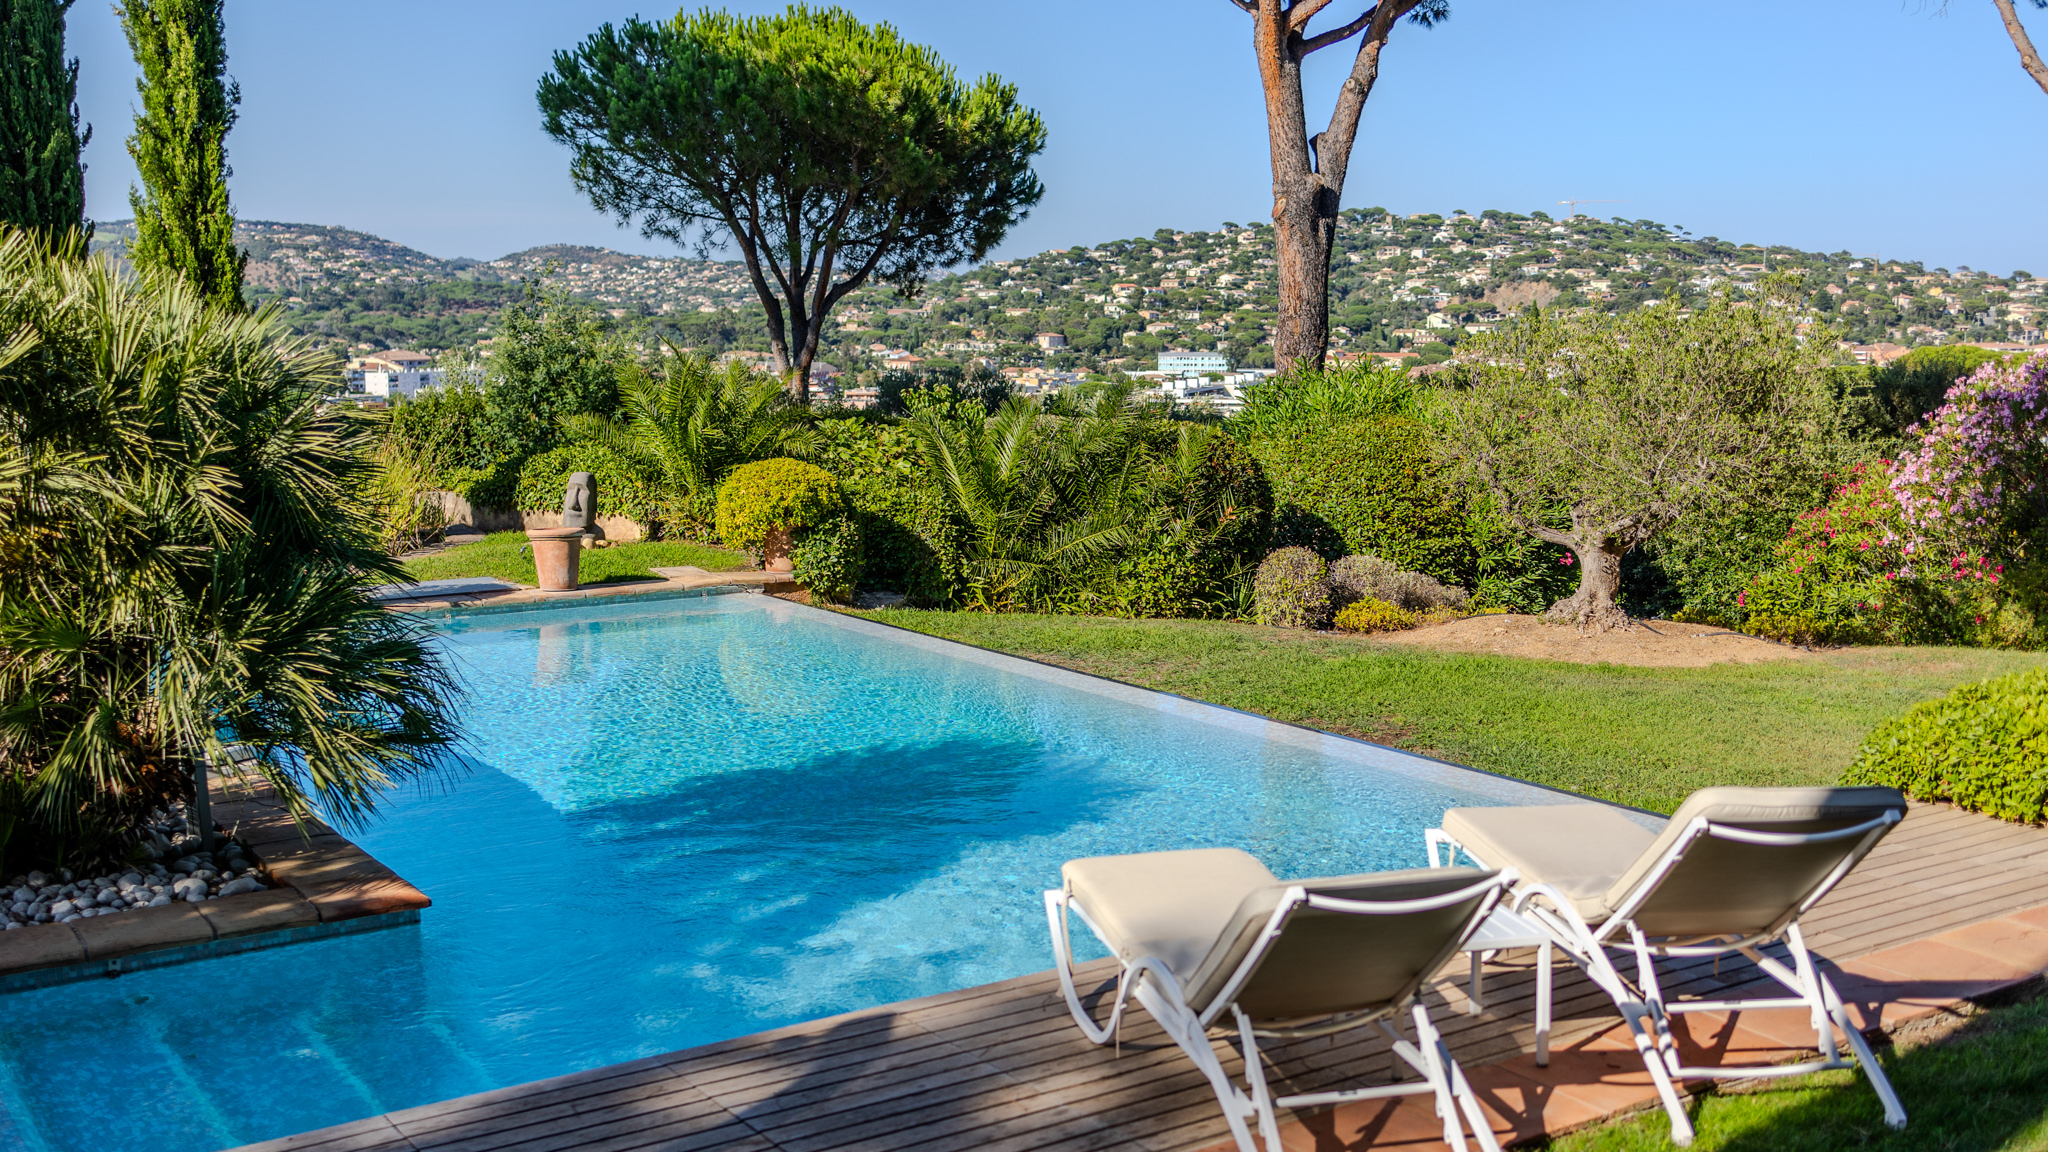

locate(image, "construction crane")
(1557, 199), (1627, 219)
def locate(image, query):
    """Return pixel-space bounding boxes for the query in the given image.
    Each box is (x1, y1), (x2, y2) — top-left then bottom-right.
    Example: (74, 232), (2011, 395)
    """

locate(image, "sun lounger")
(1427, 787), (1909, 1146)
(1045, 848), (1514, 1152)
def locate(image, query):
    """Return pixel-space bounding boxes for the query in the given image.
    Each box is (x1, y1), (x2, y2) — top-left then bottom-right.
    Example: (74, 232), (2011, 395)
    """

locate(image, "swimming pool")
(0, 592), (1582, 1152)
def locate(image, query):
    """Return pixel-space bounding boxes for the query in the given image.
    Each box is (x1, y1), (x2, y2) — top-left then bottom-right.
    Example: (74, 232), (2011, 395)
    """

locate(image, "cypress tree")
(120, 0), (245, 310)
(0, 0), (91, 236)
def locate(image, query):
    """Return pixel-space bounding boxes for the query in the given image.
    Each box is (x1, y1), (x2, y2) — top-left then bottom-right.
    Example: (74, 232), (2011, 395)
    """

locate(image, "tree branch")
(1287, 0), (1345, 32)
(1993, 0), (2048, 95)
(1301, 5), (1378, 53)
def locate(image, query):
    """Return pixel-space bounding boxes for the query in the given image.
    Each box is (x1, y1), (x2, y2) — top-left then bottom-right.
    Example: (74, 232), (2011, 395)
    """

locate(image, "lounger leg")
(1469, 950), (1486, 1015)
(1619, 999), (1697, 1147)
(1817, 972), (1908, 1130)
(1535, 938), (1553, 1067)
(1234, 1008), (1286, 1152)
(1411, 1004), (1469, 1152)
(1630, 928), (1683, 1077)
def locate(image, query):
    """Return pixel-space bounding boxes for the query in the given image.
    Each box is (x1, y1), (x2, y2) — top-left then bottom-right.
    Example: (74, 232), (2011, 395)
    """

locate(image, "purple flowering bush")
(1738, 353), (2048, 648)
(1889, 352), (2048, 562)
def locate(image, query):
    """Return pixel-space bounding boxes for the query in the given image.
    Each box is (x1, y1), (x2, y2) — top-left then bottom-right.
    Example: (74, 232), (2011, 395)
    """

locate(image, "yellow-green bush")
(1842, 667), (2048, 822)
(714, 458), (846, 552)
(1334, 597), (1416, 634)
(1254, 547), (1331, 629)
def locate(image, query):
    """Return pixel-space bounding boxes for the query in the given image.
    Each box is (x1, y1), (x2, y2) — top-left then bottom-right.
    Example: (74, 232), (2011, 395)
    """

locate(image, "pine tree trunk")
(1273, 181), (1336, 372)
(1542, 535), (1632, 632)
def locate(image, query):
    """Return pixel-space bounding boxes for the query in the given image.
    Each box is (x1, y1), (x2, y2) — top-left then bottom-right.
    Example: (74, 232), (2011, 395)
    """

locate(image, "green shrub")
(810, 417), (954, 602)
(1240, 415), (1474, 586)
(791, 514), (863, 603)
(714, 458), (846, 552)
(1334, 596), (1415, 633)
(1843, 667), (2048, 823)
(513, 443), (661, 525)
(1254, 546), (1332, 629)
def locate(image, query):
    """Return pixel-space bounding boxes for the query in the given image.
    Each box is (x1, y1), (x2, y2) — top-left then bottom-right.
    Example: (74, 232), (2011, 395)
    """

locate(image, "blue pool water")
(0, 593), (1576, 1152)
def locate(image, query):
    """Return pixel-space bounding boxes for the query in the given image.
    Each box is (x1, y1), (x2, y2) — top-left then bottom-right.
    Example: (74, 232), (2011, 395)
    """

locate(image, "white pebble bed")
(3, 806), (271, 930)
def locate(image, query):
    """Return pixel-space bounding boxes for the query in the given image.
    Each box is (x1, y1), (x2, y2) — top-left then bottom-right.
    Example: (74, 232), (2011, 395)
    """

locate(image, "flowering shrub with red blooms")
(1739, 465), (1913, 644)
(1890, 351), (2048, 560)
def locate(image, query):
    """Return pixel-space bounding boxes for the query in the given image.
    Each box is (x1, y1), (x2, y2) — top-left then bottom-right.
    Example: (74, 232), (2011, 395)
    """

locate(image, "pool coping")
(0, 775), (431, 992)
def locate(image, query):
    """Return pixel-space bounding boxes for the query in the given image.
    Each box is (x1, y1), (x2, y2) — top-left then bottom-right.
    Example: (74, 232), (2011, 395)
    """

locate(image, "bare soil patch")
(1368, 613), (1810, 668)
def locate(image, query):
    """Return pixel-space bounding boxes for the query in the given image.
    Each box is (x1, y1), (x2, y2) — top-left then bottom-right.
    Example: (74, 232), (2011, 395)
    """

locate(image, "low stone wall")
(0, 775), (430, 990)
(425, 490), (644, 543)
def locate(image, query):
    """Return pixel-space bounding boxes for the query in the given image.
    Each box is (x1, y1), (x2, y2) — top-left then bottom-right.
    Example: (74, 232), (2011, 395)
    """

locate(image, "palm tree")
(906, 387), (1148, 611)
(0, 228), (461, 871)
(561, 347), (814, 535)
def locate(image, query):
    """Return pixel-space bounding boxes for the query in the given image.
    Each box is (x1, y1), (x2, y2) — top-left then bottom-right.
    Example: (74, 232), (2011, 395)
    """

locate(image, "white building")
(1157, 349), (1231, 377)
(362, 368), (446, 399)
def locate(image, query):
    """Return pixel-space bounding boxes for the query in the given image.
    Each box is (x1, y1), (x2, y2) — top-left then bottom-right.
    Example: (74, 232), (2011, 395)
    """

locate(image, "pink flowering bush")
(1738, 353), (2048, 648)
(1890, 352), (2048, 561)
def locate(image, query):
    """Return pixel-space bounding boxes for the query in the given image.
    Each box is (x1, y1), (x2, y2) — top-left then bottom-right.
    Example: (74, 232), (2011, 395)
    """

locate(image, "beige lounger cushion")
(1062, 848), (1278, 987)
(1441, 804), (1655, 922)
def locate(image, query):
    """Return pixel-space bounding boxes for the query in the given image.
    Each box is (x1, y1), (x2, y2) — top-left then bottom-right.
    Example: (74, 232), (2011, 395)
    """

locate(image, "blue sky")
(68, 0), (2048, 274)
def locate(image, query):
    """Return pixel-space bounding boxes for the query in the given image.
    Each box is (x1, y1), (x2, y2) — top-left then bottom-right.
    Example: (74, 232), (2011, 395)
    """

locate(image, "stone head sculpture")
(562, 472), (596, 530)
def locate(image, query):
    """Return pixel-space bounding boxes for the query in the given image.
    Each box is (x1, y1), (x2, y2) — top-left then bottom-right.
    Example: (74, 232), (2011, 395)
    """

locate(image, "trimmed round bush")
(1842, 667), (2048, 823)
(1329, 552), (1470, 613)
(513, 444), (660, 525)
(1334, 597), (1415, 634)
(1254, 547), (1332, 629)
(715, 459), (846, 552)
(791, 515), (864, 604)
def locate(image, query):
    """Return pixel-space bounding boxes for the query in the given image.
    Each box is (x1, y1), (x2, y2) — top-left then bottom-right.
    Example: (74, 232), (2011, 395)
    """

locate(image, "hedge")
(1241, 415), (1475, 587)
(513, 444), (660, 526)
(1842, 667), (2048, 823)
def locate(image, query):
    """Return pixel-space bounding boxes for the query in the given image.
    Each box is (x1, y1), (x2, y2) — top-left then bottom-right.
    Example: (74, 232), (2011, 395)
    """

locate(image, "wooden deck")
(238, 802), (2048, 1152)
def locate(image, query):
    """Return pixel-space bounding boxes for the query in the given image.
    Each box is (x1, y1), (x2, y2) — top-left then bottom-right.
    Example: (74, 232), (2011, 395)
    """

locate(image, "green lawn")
(1551, 993), (2048, 1152)
(856, 611), (2048, 814)
(402, 531), (748, 587)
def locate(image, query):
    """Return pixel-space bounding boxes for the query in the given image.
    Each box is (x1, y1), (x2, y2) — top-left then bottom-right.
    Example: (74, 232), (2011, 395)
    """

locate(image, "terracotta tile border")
(1195, 903), (2048, 1152)
(0, 776), (429, 992)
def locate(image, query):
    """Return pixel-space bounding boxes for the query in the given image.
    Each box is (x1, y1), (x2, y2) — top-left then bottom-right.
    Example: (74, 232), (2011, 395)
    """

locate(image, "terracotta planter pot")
(761, 526), (795, 574)
(526, 526), (585, 591)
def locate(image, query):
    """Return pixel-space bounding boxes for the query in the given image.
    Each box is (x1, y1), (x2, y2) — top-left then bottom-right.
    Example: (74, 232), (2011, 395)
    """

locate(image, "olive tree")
(538, 6), (1046, 401)
(1439, 297), (1838, 631)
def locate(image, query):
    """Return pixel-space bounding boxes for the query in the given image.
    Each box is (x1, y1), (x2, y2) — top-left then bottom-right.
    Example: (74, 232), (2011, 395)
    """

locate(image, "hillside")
(86, 214), (2045, 372)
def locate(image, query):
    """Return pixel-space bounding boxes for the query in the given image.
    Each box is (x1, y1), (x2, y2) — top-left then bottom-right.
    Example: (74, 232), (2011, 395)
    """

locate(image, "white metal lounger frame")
(1430, 813), (1905, 1147)
(1045, 872), (1514, 1152)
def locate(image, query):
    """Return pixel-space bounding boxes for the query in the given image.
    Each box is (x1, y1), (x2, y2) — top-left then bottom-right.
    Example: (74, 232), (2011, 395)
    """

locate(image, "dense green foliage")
(483, 281), (626, 458)
(118, 0), (245, 311)
(714, 458), (847, 552)
(1250, 414), (1474, 584)
(1843, 667), (2048, 823)
(1853, 344), (2006, 439)
(0, 233), (459, 871)
(539, 3), (1046, 389)
(512, 443), (662, 525)
(0, 0), (89, 236)
(791, 515), (863, 603)
(563, 350), (815, 535)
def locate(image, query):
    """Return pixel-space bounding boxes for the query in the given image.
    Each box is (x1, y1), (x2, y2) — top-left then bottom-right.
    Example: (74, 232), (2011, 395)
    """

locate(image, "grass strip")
(858, 611), (2048, 813)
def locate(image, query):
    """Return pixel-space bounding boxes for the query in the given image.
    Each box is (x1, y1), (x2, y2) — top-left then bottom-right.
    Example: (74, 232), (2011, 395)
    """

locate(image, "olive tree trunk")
(1524, 508), (1655, 633)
